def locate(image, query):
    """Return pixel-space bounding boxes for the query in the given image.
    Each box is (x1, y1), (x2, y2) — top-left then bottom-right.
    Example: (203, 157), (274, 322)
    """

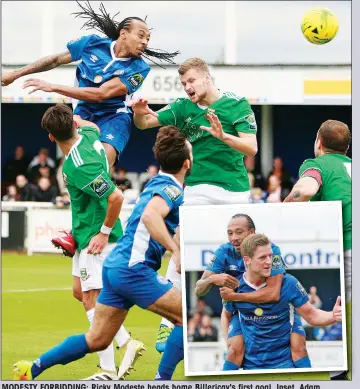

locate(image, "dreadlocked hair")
(72, 1), (179, 68)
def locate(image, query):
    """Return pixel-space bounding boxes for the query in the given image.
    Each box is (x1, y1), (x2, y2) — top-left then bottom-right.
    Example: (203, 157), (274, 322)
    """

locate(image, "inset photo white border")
(179, 201), (347, 377)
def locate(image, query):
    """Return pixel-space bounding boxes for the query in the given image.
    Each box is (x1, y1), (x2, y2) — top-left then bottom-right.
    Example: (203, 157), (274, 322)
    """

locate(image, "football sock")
(31, 334), (90, 379)
(155, 325), (183, 380)
(222, 360), (240, 371)
(294, 356), (312, 368)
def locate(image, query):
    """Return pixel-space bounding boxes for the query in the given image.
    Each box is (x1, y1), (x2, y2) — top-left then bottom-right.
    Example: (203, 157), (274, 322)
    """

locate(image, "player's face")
(249, 245), (273, 278)
(180, 69), (210, 103)
(123, 20), (150, 57)
(227, 218), (254, 252)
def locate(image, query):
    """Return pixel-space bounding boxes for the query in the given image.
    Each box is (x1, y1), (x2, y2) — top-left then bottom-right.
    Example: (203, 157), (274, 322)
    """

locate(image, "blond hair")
(178, 57), (209, 75)
(240, 233), (270, 258)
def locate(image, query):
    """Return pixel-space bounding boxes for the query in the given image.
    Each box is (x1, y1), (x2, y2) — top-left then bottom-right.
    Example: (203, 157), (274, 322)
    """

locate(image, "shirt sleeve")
(233, 99), (258, 134)
(206, 246), (226, 273)
(157, 99), (182, 127)
(299, 159), (323, 185)
(288, 276), (310, 308)
(153, 184), (184, 211)
(119, 64), (151, 94)
(270, 244), (286, 276)
(75, 163), (116, 199)
(66, 35), (95, 61)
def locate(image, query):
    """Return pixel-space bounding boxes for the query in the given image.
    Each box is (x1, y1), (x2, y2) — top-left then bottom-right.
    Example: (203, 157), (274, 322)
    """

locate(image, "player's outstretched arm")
(2, 51), (73, 87)
(195, 271), (239, 297)
(225, 274), (284, 303)
(141, 195), (180, 271)
(296, 296), (342, 326)
(200, 112), (258, 157)
(23, 77), (129, 103)
(283, 177), (319, 202)
(87, 187), (124, 255)
(129, 98), (161, 130)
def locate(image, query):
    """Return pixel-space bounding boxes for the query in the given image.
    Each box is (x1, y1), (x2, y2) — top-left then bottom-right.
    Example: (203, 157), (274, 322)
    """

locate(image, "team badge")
(254, 308), (263, 316)
(89, 174), (111, 197)
(163, 185), (182, 202)
(80, 268), (90, 281)
(94, 75), (103, 83)
(127, 73), (145, 89)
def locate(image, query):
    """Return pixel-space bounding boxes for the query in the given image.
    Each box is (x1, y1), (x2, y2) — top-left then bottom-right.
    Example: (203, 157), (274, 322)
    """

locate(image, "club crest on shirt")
(94, 75), (103, 83)
(163, 185), (182, 202)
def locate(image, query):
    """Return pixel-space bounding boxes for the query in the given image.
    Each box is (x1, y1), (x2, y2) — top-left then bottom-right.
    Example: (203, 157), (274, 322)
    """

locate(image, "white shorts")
(184, 184), (250, 205)
(72, 243), (116, 292)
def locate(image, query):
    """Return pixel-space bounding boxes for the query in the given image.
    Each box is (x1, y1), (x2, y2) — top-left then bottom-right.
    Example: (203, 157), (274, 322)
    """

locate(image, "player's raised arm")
(142, 195), (181, 271)
(2, 51), (73, 87)
(296, 296), (342, 326)
(200, 112), (258, 157)
(23, 76), (129, 103)
(284, 176), (320, 202)
(130, 98), (162, 130)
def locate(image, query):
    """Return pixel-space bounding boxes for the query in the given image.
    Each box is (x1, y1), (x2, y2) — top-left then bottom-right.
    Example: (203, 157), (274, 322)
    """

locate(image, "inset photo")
(180, 202), (347, 376)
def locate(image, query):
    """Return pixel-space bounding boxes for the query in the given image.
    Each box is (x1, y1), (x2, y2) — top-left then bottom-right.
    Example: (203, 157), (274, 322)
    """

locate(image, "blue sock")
(294, 356), (312, 368)
(31, 334), (90, 378)
(223, 360), (240, 371)
(155, 325), (183, 380)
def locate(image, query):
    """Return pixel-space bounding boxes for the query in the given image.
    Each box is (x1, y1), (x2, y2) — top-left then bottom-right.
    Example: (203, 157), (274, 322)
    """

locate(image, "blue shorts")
(228, 312), (242, 339)
(98, 263), (173, 310)
(244, 358), (295, 370)
(292, 311), (306, 337)
(75, 106), (132, 158)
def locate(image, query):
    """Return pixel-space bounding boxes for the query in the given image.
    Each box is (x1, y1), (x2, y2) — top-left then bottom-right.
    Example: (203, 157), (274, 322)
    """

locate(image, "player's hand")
(87, 232), (109, 255)
(1, 71), (18, 86)
(128, 97), (158, 117)
(23, 78), (54, 94)
(219, 287), (238, 302)
(209, 273), (239, 289)
(200, 112), (225, 141)
(333, 296), (342, 322)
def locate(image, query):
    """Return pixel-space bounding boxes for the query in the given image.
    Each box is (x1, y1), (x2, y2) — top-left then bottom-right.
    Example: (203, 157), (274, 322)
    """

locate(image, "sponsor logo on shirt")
(80, 268), (90, 281)
(254, 308), (264, 317)
(128, 73), (145, 89)
(229, 264), (238, 271)
(90, 55), (98, 63)
(113, 69), (125, 76)
(163, 185), (182, 202)
(296, 281), (308, 297)
(244, 113), (257, 131)
(89, 174), (111, 198)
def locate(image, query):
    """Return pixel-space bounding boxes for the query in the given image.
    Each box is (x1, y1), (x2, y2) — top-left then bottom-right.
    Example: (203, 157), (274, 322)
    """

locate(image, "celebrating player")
(13, 125), (193, 381)
(39, 104), (144, 380)
(221, 234), (342, 370)
(195, 214), (311, 370)
(284, 119), (351, 379)
(130, 57), (258, 352)
(1, 1), (179, 258)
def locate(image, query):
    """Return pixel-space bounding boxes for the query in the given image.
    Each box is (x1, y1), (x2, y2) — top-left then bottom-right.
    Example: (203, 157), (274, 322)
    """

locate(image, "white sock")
(114, 326), (131, 348)
(159, 258), (180, 329)
(87, 308), (116, 372)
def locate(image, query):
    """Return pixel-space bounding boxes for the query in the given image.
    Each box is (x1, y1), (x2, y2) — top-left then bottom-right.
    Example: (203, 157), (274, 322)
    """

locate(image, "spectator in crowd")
(32, 177), (57, 203)
(244, 156), (266, 190)
(140, 164), (159, 192)
(3, 145), (30, 182)
(189, 298), (213, 318)
(15, 174), (33, 201)
(28, 148), (55, 183)
(265, 174), (282, 203)
(267, 156), (293, 191)
(308, 286), (322, 309)
(113, 167), (132, 192)
(2, 184), (19, 201)
(251, 187), (265, 203)
(193, 315), (218, 342)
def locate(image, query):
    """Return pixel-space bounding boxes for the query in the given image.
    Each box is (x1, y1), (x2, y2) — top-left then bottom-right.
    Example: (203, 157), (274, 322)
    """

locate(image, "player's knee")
(86, 331), (112, 352)
(82, 290), (98, 311)
(226, 342), (243, 364)
(72, 287), (83, 302)
(290, 334), (308, 359)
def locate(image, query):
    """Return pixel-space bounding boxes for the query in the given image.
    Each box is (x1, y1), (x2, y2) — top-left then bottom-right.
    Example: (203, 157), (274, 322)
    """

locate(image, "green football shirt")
(157, 92), (257, 192)
(62, 126), (123, 250)
(299, 153), (352, 250)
